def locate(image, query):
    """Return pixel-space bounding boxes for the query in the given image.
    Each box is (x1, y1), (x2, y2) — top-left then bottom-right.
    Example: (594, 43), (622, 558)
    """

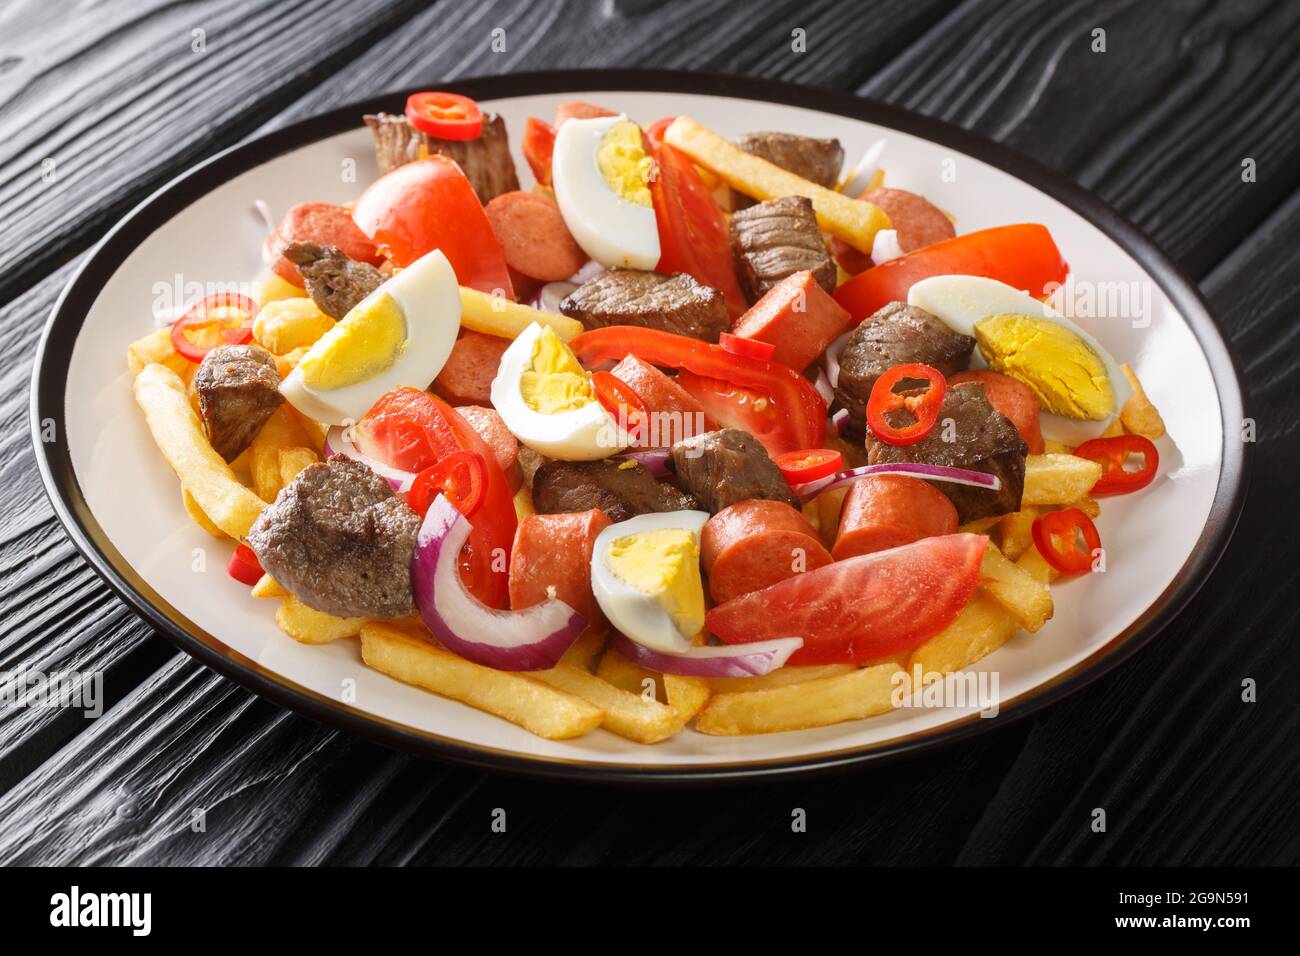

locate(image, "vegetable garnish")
(612, 448), (673, 478)
(324, 425), (416, 493)
(411, 496), (585, 671)
(405, 91), (483, 141)
(408, 450), (487, 521)
(227, 543), (264, 587)
(789, 462), (1001, 504)
(609, 631), (803, 678)
(1032, 507), (1101, 576)
(170, 293), (258, 363)
(866, 363), (947, 445)
(1073, 434), (1159, 495)
(774, 448), (844, 485)
(720, 331), (776, 363)
(591, 370), (650, 437)
(521, 117), (557, 186)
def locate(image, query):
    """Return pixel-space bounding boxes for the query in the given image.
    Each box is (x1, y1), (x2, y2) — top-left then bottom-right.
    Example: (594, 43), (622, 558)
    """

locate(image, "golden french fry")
(663, 117), (891, 252)
(980, 543), (1053, 633)
(908, 593), (1020, 678)
(996, 507), (1037, 561)
(1064, 496), (1100, 518)
(695, 662), (904, 735)
(512, 484), (535, 522)
(278, 446), (318, 487)
(250, 407), (311, 502)
(1119, 363), (1166, 439)
(707, 663), (855, 694)
(532, 664), (681, 744)
(815, 486), (849, 550)
(253, 297), (334, 355)
(181, 487), (225, 539)
(275, 595), (366, 644)
(133, 364), (266, 539)
(1016, 543), (1058, 585)
(286, 407), (328, 455)
(459, 287), (583, 341)
(1100, 418), (1125, 438)
(1022, 453), (1103, 506)
(664, 674), (711, 726)
(253, 273), (307, 306)
(1043, 439), (1075, 455)
(251, 573), (289, 599)
(274, 346), (309, 379)
(360, 623), (603, 740)
(127, 326), (191, 379)
(959, 515), (1003, 534)
(595, 648), (662, 699)
(559, 628), (606, 669)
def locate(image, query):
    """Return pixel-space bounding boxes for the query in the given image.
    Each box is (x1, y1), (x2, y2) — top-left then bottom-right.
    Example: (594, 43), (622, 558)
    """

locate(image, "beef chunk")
(730, 195), (835, 301)
(866, 382), (1027, 522)
(731, 131), (844, 210)
(835, 301), (975, 433)
(670, 428), (799, 514)
(559, 270), (729, 342)
(532, 459), (699, 523)
(283, 241), (385, 319)
(194, 344), (283, 461)
(362, 111), (520, 203)
(247, 458), (420, 618)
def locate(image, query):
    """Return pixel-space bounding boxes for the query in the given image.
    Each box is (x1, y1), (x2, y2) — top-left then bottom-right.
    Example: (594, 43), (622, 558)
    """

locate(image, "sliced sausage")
(432, 332), (511, 406)
(860, 187), (955, 253)
(263, 203), (383, 286)
(485, 191), (588, 281)
(730, 270), (854, 372)
(454, 404), (522, 492)
(509, 510), (612, 632)
(832, 475), (958, 560)
(610, 354), (715, 446)
(948, 370), (1044, 454)
(701, 500), (832, 604)
(555, 101), (616, 126)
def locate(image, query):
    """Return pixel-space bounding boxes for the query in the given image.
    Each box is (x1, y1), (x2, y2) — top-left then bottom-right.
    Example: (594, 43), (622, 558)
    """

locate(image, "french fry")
(959, 515), (1002, 534)
(251, 573), (289, 599)
(663, 117), (890, 253)
(1022, 453), (1103, 506)
(253, 297), (334, 354)
(664, 674), (711, 726)
(695, 663), (904, 735)
(908, 593), (1020, 679)
(595, 648), (662, 699)
(532, 664), (681, 743)
(707, 663), (855, 694)
(512, 484), (535, 522)
(287, 407), (328, 455)
(559, 628), (606, 669)
(1119, 363), (1166, 439)
(127, 326), (190, 379)
(181, 487), (225, 539)
(278, 446), (318, 487)
(252, 272), (307, 306)
(274, 346), (309, 379)
(133, 364), (267, 538)
(979, 543), (1053, 632)
(459, 287), (583, 341)
(1043, 439), (1075, 455)
(1016, 542), (1059, 585)
(275, 595), (367, 644)
(1064, 496), (1100, 518)
(996, 507), (1037, 560)
(250, 407), (311, 502)
(360, 623), (603, 740)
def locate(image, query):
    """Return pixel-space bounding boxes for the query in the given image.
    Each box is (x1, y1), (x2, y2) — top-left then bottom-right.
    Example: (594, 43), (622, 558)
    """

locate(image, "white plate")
(31, 73), (1247, 782)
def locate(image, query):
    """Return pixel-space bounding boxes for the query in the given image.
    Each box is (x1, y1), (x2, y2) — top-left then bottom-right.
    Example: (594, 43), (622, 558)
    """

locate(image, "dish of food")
(32, 73), (1245, 780)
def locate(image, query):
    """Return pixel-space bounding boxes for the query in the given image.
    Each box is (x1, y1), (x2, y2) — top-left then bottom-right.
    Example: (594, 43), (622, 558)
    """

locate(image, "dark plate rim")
(29, 69), (1250, 785)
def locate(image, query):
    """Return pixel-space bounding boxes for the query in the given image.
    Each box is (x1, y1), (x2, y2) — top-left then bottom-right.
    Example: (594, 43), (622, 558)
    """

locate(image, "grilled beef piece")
(866, 382), (1027, 522)
(835, 301), (975, 433)
(670, 429), (799, 514)
(194, 344), (284, 461)
(730, 131), (844, 210)
(559, 270), (729, 342)
(730, 196), (835, 301)
(532, 459), (699, 523)
(247, 458), (421, 618)
(283, 242), (385, 319)
(362, 111), (520, 203)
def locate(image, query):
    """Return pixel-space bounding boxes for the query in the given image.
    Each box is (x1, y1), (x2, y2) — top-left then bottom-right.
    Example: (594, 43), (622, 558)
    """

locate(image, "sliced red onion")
(792, 462), (1001, 503)
(812, 367), (834, 405)
(830, 407), (850, 436)
(567, 259), (605, 284)
(411, 496), (586, 671)
(529, 280), (578, 314)
(610, 631), (803, 678)
(324, 425), (416, 493)
(613, 448), (673, 478)
(823, 327), (855, 390)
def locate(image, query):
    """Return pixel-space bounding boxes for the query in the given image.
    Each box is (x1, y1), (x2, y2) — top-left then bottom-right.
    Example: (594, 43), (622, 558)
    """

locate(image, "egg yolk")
(605, 528), (706, 641)
(297, 291), (406, 391)
(974, 312), (1115, 420)
(519, 327), (596, 414)
(596, 121), (654, 207)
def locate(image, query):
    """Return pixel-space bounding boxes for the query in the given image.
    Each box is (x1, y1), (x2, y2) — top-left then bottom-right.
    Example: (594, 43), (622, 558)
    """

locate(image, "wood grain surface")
(0, 0), (1295, 866)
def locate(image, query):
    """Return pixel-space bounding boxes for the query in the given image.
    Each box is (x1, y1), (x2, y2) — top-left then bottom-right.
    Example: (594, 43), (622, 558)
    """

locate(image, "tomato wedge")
(227, 544), (264, 587)
(707, 533), (988, 664)
(521, 117), (556, 186)
(405, 91), (483, 141)
(866, 363), (947, 446)
(1032, 508), (1101, 576)
(1073, 435), (1159, 495)
(170, 293), (257, 363)
(352, 155), (514, 297)
(648, 139), (748, 319)
(591, 369), (650, 440)
(408, 450), (487, 520)
(719, 331), (776, 363)
(834, 224), (1069, 323)
(773, 449), (844, 484)
(570, 326), (825, 455)
(357, 388), (516, 607)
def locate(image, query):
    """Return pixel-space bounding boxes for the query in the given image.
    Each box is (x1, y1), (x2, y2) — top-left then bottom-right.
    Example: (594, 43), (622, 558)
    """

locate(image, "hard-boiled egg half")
(552, 114), (660, 271)
(280, 249), (460, 425)
(907, 275), (1132, 443)
(490, 321), (626, 460)
(591, 510), (710, 655)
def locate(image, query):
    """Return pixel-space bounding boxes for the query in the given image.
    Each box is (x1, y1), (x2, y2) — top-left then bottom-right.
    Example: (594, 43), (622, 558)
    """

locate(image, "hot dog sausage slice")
(701, 499), (831, 605)
(485, 191), (588, 282)
(432, 331), (511, 407)
(509, 509), (612, 632)
(454, 404), (523, 492)
(832, 474), (957, 560)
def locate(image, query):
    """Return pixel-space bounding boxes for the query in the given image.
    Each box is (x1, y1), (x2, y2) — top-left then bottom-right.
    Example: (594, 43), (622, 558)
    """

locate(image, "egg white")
(552, 114), (660, 271)
(280, 249), (461, 425)
(591, 510), (710, 655)
(906, 275), (1132, 443)
(489, 322), (625, 460)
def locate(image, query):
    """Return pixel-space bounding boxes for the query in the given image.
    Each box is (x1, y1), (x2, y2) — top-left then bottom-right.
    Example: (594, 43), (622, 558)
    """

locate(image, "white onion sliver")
(839, 139), (886, 197)
(823, 327), (856, 390)
(530, 280), (578, 314)
(812, 368), (834, 405)
(830, 408), (850, 436)
(610, 632), (803, 678)
(792, 462), (1001, 503)
(324, 425), (416, 493)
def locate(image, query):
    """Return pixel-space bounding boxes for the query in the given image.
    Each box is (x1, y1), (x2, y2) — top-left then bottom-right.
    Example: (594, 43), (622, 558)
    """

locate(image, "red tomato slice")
(719, 331), (776, 363)
(405, 91), (483, 141)
(675, 370), (799, 457)
(351, 155), (514, 298)
(706, 533), (988, 664)
(521, 117), (556, 186)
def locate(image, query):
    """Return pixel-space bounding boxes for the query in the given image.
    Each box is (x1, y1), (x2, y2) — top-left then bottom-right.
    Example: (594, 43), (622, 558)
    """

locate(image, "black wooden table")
(1, 0), (1296, 866)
